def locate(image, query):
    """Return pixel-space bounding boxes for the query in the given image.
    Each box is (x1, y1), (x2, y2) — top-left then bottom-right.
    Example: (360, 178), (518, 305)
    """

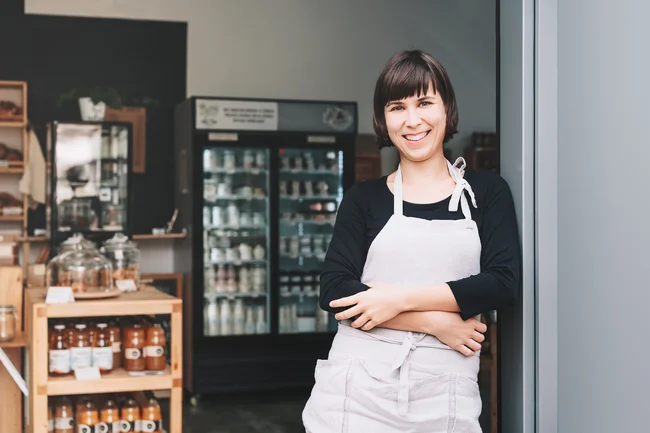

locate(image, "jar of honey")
(76, 400), (99, 433)
(141, 398), (162, 433)
(70, 324), (92, 371)
(92, 323), (113, 373)
(99, 398), (121, 432)
(145, 323), (166, 371)
(48, 324), (71, 376)
(108, 322), (122, 369)
(47, 404), (54, 433)
(120, 398), (142, 432)
(123, 326), (145, 371)
(53, 397), (74, 433)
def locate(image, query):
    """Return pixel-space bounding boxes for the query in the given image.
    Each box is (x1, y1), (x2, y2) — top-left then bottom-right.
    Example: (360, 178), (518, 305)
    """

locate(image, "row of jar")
(204, 205), (266, 229)
(280, 151), (339, 173)
(203, 148), (267, 172)
(204, 178), (267, 201)
(48, 317), (167, 376)
(205, 264), (266, 294)
(279, 235), (330, 258)
(49, 394), (162, 433)
(279, 301), (331, 334)
(204, 298), (267, 336)
(279, 179), (332, 197)
(47, 233), (141, 294)
(207, 243), (266, 264)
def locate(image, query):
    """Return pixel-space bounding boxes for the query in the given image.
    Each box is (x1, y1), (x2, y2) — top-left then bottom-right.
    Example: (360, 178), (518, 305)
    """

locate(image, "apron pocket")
(408, 372), (452, 432)
(303, 359), (353, 433)
(450, 375), (482, 433)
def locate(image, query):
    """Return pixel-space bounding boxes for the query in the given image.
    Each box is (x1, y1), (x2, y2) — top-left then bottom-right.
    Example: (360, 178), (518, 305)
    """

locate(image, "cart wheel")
(190, 394), (201, 407)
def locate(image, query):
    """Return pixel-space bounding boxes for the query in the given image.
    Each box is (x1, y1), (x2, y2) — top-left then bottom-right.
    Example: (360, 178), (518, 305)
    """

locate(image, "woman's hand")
(330, 282), (405, 331)
(426, 311), (487, 357)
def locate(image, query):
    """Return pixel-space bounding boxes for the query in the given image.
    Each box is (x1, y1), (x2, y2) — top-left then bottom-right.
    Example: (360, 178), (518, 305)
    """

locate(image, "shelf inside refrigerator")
(276, 148), (343, 335)
(202, 146), (271, 338)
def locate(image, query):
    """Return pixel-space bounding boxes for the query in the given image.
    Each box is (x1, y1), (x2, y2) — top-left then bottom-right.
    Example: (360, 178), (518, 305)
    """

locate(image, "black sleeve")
(447, 175), (521, 320)
(319, 183), (370, 314)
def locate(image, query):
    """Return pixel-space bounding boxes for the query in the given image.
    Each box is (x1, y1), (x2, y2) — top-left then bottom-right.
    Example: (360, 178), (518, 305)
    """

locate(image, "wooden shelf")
(133, 233), (186, 240)
(18, 235), (46, 243)
(0, 331), (26, 348)
(47, 366), (173, 396)
(0, 215), (23, 221)
(0, 121), (26, 128)
(25, 285), (181, 318)
(0, 167), (24, 174)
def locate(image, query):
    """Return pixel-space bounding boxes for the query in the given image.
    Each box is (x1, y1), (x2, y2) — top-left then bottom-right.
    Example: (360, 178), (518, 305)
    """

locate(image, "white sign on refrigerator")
(195, 99), (279, 131)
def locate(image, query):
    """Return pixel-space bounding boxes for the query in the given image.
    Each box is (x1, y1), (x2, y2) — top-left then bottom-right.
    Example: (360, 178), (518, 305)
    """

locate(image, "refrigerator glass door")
(277, 148), (343, 334)
(202, 146), (270, 337)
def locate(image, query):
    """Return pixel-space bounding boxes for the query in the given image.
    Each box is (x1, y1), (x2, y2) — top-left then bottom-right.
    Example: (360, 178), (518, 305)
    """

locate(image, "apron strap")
(391, 332), (416, 417)
(394, 165), (404, 216)
(447, 157), (477, 220)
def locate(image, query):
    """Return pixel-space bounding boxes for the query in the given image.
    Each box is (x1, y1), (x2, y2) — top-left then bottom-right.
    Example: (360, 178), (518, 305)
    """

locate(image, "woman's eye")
(420, 101), (432, 107)
(390, 106), (404, 111)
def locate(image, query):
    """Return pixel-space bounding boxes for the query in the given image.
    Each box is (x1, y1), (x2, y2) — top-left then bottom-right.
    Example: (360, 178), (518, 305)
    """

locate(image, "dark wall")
(0, 13), (187, 234)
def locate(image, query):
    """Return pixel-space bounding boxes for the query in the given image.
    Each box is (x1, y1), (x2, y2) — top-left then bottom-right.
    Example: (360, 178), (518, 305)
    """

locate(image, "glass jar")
(59, 233), (96, 253)
(46, 249), (114, 294)
(101, 233), (141, 290)
(0, 305), (16, 342)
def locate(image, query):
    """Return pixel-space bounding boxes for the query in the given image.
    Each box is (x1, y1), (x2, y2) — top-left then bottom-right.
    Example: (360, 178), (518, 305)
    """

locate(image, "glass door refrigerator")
(174, 97), (357, 398)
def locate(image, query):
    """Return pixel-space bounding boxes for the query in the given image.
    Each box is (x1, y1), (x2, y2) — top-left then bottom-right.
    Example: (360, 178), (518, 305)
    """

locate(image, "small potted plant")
(57, 87), (123, 121)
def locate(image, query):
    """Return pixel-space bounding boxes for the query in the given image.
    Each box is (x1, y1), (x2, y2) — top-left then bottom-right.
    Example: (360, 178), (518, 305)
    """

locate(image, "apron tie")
(391, 332), (417, 417)
(448, 157), (477, 219)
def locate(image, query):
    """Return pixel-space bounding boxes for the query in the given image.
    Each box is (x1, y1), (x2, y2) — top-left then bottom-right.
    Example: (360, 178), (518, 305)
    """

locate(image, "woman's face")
(384, 82), (447, 163)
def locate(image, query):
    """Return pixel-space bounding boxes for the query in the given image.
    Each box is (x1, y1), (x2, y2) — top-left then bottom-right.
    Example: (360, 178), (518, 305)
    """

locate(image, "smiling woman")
(302, 49), (521, 432)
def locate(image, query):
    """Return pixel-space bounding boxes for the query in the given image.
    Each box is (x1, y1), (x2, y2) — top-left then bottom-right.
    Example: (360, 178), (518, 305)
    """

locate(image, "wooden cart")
(25, 286), (183, 433)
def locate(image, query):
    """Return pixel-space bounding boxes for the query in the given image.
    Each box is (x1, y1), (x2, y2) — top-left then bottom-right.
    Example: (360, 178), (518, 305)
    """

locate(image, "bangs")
(381, 58), (441, 106)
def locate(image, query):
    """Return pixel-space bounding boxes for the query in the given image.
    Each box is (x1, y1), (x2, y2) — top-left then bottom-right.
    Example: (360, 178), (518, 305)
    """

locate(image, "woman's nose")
(405, 107), (422, 127)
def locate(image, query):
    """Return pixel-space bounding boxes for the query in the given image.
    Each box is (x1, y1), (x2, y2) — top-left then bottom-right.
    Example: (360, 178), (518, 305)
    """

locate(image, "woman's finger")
(351, 314), (370, 329)
(334, 305), (362, 321)
(330, 294), (359, 309)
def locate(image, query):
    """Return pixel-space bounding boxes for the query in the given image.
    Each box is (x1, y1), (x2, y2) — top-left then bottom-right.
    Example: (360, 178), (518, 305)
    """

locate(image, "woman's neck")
(399, 153), (450, 187)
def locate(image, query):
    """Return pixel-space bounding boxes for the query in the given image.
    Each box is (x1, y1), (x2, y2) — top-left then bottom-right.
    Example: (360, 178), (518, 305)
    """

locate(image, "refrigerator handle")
(179, 148), (190, 194)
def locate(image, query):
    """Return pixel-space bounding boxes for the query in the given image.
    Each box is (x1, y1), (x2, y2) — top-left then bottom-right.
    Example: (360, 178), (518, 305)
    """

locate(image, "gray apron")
(303, 158), (483, 433)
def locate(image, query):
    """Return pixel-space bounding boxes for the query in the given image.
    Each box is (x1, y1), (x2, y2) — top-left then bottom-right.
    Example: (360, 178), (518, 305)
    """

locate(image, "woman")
(302, 49), (521, 432)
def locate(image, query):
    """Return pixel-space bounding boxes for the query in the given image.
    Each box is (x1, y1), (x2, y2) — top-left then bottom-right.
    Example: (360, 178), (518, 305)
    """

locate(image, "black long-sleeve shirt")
(320, 170), (521, 320)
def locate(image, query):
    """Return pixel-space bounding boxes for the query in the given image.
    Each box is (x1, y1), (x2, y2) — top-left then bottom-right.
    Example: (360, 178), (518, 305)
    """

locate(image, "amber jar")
(145, 323), (166, 371)
(0, 305), (16, 342)
(70, 324), (92, 371)
(120, 398), (142, 432)
(99, 399), (121, 432)
(47, 404), (54, 433)
(53, 397), (74, 433)
(141, 398), (162, 433)
(76, 400), (99, 433)
(107, 322), (122, 369)
(48, 324), (71, 376)
(123, 327), (145, 371)
(92, 323), (113, 373)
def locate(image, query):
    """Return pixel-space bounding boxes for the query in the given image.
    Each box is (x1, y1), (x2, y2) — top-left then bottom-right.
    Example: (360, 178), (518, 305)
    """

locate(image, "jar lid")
(60, 233), (96, 252)
(0, 305), (15, 313)
(103, 232), (138, 252)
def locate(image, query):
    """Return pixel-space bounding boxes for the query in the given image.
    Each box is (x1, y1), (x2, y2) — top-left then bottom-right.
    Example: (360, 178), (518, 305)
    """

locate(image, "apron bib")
(303, 158), (483, 433)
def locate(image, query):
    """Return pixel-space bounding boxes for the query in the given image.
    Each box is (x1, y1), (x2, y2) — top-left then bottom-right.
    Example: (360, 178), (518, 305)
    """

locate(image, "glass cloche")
(101, 233), (141, 290)
(58, 233), (96, 253)
(46, 248), (114, 294)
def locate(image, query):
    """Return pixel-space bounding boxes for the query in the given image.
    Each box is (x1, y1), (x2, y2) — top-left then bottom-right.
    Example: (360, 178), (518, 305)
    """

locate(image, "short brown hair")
(373, 50), (459, 148)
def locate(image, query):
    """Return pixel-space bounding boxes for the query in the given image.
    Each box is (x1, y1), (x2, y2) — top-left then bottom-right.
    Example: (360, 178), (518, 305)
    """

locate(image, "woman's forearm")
(376, 310), (436, 335)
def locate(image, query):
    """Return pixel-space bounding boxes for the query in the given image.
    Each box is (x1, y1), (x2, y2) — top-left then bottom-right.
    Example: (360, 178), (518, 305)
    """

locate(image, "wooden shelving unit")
(25, 285), (183, 433)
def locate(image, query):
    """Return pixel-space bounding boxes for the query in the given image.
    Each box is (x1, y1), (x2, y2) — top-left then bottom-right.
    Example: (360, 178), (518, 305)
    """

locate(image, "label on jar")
(70, 347), (92, 370)
(77, 424), (92, 433)
(47, 419), (53, 432)
(112, 341), (121, 353)
(124, 348), (142, 360)
(92, 346), (113, 370)
(120, 420), (142, 432)
(94, 421), (113, 432)
(144, 346), (165, 358)
(141, 420), (162, 432)
(49, 349), (71, 374)
(54, 416), (74, 430)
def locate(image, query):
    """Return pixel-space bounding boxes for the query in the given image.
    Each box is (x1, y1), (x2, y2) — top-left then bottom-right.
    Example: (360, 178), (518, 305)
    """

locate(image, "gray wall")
(558, 0), (650, 431)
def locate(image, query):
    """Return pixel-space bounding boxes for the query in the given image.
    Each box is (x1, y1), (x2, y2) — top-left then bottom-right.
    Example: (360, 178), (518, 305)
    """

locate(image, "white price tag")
(115, 279), (137, 292)
(74, 366), (101, 381)
(45, 286), (75, 304)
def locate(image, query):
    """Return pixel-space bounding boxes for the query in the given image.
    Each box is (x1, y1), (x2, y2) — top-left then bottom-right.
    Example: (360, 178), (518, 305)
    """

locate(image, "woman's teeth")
(404, 131), (430, 142)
